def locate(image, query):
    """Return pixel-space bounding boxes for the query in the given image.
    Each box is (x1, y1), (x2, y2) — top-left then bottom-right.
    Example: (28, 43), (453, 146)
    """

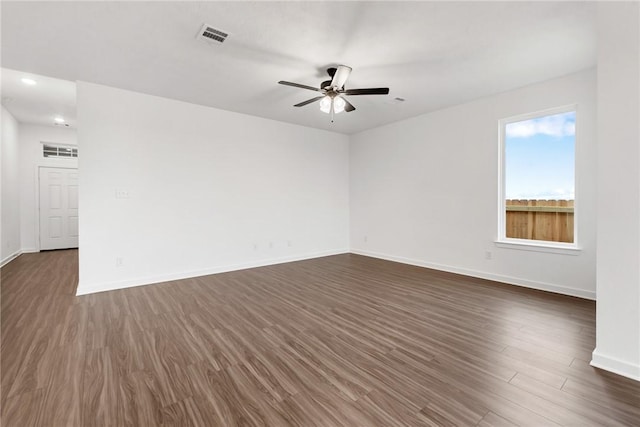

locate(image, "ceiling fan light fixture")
(319, 96), (332, 113)
(319, 95), (346, 114)
(333, 96), (346, 114)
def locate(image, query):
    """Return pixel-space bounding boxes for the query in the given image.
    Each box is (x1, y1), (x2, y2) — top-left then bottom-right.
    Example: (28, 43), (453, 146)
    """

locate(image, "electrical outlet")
(364, 236), (368, 243)
(485, 251), (492, 260)
(115, 257), (124, 267)
(269, 241), (274, 249)
(287, 240), (292, 247)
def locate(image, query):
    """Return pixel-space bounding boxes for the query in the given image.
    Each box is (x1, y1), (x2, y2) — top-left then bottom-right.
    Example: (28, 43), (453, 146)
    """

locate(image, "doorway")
(39, 166), (78, 250)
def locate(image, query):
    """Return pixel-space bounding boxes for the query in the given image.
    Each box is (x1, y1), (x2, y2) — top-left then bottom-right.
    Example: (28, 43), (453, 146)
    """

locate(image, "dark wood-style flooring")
(2, 250), (639, 426)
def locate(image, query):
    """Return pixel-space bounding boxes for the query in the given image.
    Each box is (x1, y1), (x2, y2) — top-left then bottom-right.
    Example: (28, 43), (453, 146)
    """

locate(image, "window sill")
(494, 240), (581, 256)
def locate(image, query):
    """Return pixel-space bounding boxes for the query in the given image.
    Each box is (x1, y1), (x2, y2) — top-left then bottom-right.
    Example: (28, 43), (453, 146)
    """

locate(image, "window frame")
(496, 104), (580, 254)
(42, 142), (78, 159)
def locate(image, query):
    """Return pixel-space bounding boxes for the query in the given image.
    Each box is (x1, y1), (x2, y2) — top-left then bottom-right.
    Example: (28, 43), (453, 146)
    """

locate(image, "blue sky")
(505, 111), (575, 200)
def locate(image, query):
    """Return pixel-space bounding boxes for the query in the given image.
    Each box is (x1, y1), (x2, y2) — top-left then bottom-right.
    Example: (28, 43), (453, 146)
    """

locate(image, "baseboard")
(76, 248), (350, 296)
(350, 248), (596, 300)
(591, 349), (640, 381)
(0, 250), (22, 268)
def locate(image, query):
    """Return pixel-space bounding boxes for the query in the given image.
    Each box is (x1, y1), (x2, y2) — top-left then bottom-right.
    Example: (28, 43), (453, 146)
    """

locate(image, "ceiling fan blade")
(330, 65), (352, 89)
(294, 96), (325, 107)
(342, 87), (390, 96)
(343, 98), (356, 112)
(278, 81), (322, 92)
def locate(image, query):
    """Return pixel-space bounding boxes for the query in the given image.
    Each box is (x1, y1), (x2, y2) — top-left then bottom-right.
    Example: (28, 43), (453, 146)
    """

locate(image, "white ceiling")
(1, 68), (76, 129)
(1, 1), (596, 134)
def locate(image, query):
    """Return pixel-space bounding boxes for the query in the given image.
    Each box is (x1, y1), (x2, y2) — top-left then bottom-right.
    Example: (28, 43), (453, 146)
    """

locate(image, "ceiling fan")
(278, 65), (389, 122)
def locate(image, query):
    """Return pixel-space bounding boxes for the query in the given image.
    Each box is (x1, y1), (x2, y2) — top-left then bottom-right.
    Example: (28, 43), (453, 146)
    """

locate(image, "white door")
(39, 167), (79, 250)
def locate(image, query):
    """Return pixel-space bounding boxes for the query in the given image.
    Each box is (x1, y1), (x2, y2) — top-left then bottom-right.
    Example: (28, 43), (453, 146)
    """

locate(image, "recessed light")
(21, 78), (37, 86)
(54, 117), (65, 123)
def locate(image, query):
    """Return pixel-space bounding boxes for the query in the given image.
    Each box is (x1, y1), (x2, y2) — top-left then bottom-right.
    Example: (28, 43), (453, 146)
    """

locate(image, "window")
(498, 106), (577, 249)
(43, 144), (78, 158)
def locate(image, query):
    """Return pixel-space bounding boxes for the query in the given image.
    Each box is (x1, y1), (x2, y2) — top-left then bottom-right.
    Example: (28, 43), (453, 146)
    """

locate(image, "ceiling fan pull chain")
(330, 99), (335, 123)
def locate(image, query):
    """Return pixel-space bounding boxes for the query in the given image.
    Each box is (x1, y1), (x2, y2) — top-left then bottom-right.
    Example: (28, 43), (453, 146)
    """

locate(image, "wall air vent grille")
(197, 24), (229, 44)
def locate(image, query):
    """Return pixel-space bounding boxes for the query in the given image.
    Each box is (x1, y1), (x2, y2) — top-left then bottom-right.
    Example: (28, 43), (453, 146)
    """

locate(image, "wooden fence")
(506, 200), (574, 243)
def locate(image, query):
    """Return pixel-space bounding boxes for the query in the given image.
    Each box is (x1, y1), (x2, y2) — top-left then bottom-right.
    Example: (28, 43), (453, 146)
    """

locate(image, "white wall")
(1, 106), (21, 266)
(350, 69), (597, 299)
(592, 2), (640, 381)
(76, 82), (349, 295)
(18, 124), (77, 252)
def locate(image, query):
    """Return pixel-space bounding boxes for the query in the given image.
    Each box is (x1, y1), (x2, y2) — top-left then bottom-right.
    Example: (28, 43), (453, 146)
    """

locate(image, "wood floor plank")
(477, 410), (518, 427)
(4, 325), (51, 399)
(2, 389), (45, 427)
(509, 372), (633, 426)
(354, 389), (433, 427)
(82, 347), (119, 426)
(2, 250), (640, 426)
(39, 339), (85, 426)
(119, 369), (164, 426)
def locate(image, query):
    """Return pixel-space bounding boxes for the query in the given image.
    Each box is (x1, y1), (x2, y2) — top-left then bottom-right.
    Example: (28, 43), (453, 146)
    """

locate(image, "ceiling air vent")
(197, 24), (228, 44)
